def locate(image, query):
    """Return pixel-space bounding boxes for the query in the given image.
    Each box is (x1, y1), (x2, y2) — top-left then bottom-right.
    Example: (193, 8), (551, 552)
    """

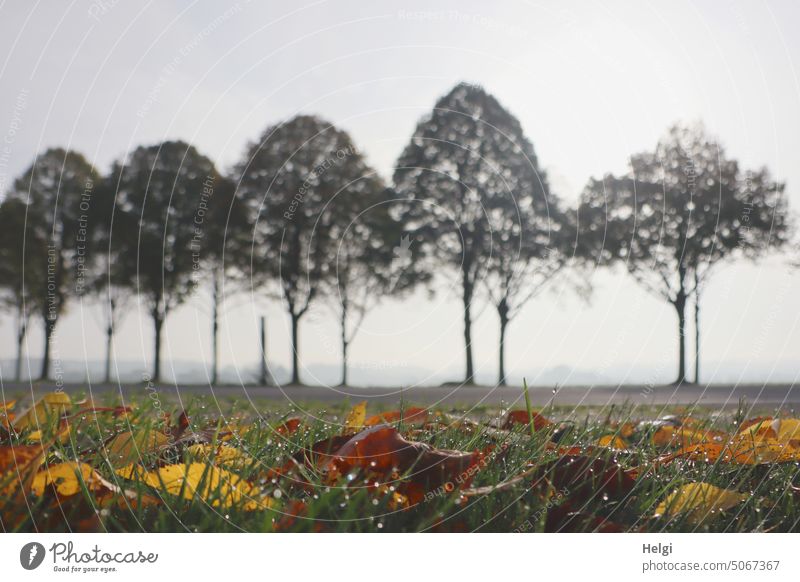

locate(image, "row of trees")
(0, 83), (791, 386)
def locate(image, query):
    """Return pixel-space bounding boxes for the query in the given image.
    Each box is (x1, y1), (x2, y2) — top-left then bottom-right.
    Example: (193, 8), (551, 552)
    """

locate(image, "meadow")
(2, 388), (799, 533)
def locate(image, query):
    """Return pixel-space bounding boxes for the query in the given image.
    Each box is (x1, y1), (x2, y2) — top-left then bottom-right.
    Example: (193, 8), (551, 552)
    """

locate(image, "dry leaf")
(188, 443), (254, 470)
(31, 461), (106, 497)
(324, 424), (484, 504)
(502, 409), (552, 431)
(13, 392), (71, 431)
(103, 429), (170, 468)
(119, 462), (270, 510)
(343, 401), (367, 433)
(654, 482), (747, 524)
(364, 407), (430, 427)
(597, 435), (627, 450)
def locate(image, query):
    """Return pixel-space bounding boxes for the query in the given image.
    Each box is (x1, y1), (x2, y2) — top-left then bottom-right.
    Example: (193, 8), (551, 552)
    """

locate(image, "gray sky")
(0, 0), (798, 386)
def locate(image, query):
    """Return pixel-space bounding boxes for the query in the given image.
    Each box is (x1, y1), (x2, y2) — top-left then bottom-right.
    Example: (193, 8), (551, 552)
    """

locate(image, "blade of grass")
(523, 378), (535, 439)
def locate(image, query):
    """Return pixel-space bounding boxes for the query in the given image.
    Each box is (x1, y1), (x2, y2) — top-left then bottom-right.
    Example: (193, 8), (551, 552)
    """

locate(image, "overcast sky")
(0, 0), (798, 386)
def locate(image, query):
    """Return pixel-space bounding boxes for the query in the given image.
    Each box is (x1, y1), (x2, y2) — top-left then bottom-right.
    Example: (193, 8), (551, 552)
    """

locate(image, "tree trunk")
(104, 323), (113, 384)
(15, 307), (27, 382)
(211, 273), (220, 385)
(259, 316), (268, 385)
(694, 287), (700, 385)
(290, 311), (301, 385)
(340, 300), (349, 387)
(40, 315), (54, 380)
(341, 341), (349, 387)
(498, 301), (509, 386)
(152, 309), (164, 383)
(462, 276), (475, 384)
(673, 293), (687, 385)
(104, 297), (116, 384)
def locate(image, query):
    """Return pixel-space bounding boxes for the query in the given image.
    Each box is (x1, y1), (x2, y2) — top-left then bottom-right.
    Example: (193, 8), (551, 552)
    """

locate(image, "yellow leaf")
(343, 401), (367, 433)
(0, 399), (16, 428)
(654, 483), (747, 524)
(31, 462), (100, 497)
(773, 418), (800, 444)
(652, 424), (725, 447)
(13, 391), (71, 431)
(597, 435), (626, 450)
(26, 424), (71, 444)
(120, 462), (270, 510)
(188, 443), (254, 470)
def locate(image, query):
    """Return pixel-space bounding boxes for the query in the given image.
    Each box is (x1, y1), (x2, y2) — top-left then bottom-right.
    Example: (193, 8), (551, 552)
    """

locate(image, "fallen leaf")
(119, 462), (270, 510)
(188, 443), (255, 470)
(0, 399), (16, 429)
(13, 392), (71, 431)
(343, 401), (367, 434)
(0, 443), (47, 501)
(540, 455), (636, 503)
(772, 418), (800, 444)
(364, 407), (430, 427)
(31, 461), (107, 497)
(502, 410), (552, 432)
(274, 418), (302, 436)
(324, 424), (484, 504)
(597, 435), (627, 450)
(654, 483), (747, 524)
(652, 425), (727, 448)
(103, 428), (171, 468)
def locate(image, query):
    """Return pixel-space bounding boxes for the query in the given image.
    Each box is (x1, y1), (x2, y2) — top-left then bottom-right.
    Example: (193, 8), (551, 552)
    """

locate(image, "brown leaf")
(323, 425), (484, 504)
(502, 410), (552, 432)
(540, 455), (637, 503)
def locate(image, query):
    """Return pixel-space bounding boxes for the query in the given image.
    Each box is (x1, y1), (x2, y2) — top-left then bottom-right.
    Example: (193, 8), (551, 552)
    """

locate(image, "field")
(2, 388), (800, 533)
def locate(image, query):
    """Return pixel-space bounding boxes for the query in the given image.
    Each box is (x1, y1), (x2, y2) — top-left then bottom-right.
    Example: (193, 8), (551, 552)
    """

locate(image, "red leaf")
(324, 425), (483, 504)
(502, 410), (552, 432)
(541, 455), (636, 502)
(275, 418), (302, 436)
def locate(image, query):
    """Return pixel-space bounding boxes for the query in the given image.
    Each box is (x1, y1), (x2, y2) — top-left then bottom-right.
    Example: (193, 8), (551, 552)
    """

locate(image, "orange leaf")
(324, 424), (484, 504)
(502, 409), (552, 431)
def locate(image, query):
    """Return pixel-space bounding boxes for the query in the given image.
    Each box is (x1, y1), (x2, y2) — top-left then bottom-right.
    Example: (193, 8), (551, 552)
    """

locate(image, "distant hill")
(1, 358), (796, 386)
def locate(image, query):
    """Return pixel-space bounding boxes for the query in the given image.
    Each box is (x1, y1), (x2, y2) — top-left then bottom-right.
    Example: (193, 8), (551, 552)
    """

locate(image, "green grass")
(3, 392), (800, 533)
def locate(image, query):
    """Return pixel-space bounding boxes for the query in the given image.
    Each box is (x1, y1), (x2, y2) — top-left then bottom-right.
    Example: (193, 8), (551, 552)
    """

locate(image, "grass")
(2, 390), (800, 532)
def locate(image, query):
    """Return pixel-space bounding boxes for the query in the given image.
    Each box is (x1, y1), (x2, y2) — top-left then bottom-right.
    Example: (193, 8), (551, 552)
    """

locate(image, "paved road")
(3, 381), (797, 408)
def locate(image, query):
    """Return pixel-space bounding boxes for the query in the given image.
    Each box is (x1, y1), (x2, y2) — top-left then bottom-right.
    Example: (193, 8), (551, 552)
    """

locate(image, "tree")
(394, 82), (548, 383)
(82, 175), (137, 383)
(195, 175), (249, 385)
(235, 115), (377, 385)
(579, 123), (789, 384)
(5, 148), (98, 380)
(109, 141), (223, 382)
(326, 186), (427, 385)
(485, 195), (580, 385)
(0, 198), (47, 381)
